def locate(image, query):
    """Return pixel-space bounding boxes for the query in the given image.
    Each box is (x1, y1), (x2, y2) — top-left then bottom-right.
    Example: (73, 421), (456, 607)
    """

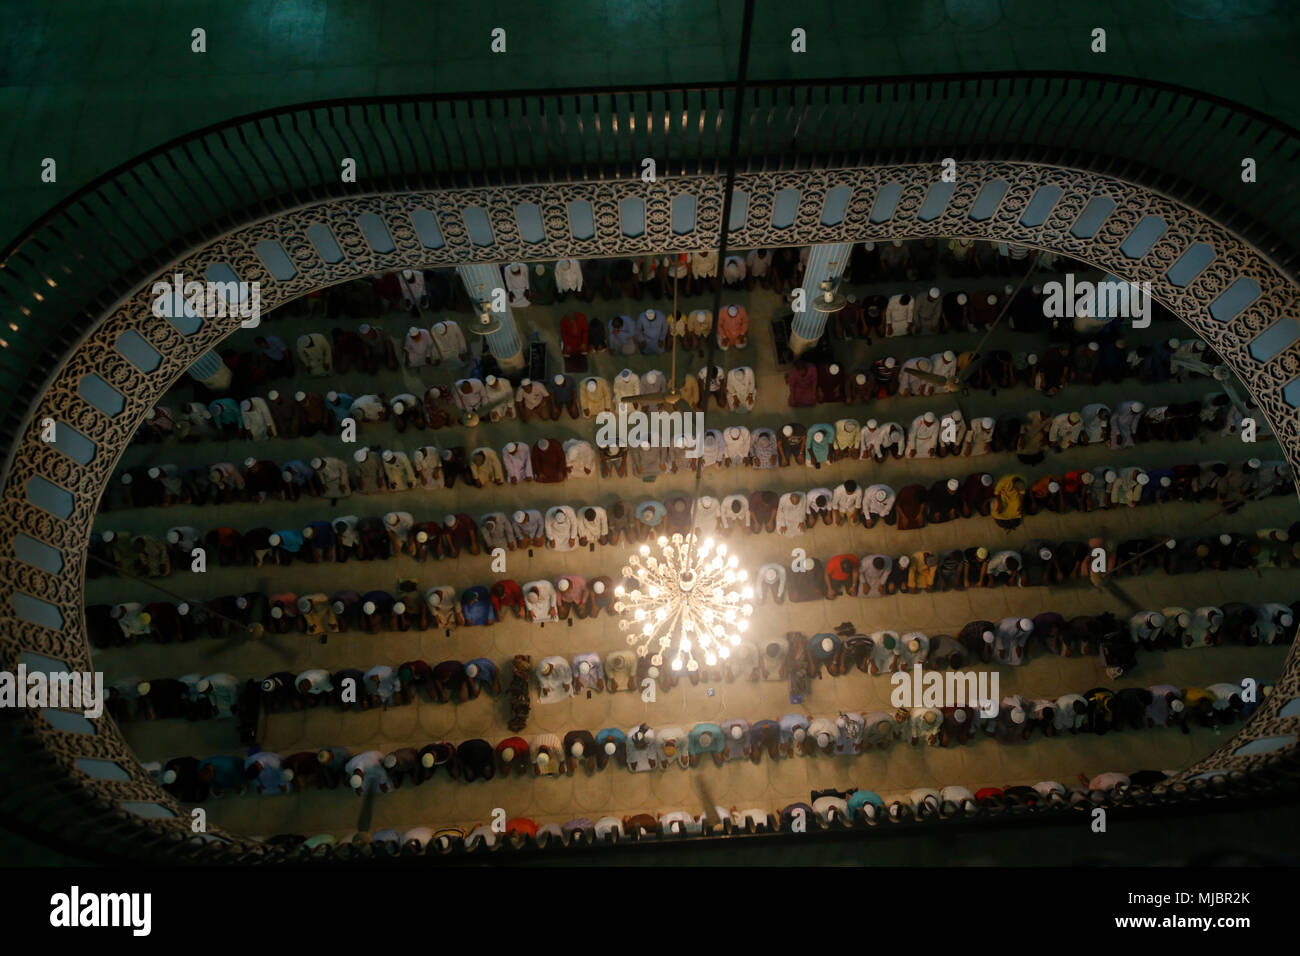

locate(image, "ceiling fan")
(622, 263), (694, 410)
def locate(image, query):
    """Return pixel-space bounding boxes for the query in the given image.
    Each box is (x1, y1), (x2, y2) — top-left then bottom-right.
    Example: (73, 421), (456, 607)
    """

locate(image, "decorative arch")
(4, 159), (1299, 857)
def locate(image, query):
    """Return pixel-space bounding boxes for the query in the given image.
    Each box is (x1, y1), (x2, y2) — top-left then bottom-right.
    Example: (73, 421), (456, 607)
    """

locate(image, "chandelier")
(614, 534), (754, 672)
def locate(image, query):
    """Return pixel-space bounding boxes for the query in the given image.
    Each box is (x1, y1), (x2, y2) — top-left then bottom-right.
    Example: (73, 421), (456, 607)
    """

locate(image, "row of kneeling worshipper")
(89, 455), (1291, 586)
(103, 600), (1296, 731)
(130, 362), (759, 450)
(787, 336), (1221, 407)
(105, 391), (1277, 520)
(88, 525), (1299, 645)
(147, 670), (1272, 806)
(205, 765), (1174, 852)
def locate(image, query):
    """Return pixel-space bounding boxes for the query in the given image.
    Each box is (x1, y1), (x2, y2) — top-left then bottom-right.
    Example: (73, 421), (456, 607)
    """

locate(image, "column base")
(492, 347), (526, 373)
(789, 329), (820, 358)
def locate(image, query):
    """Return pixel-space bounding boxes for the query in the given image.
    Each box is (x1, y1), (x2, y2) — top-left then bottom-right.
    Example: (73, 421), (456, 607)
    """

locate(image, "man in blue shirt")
(269, 528), (305, 566)
(637, 308), (668, 355)
(609, 315), (637, 355)
(461, 586), (497, 626)
(688, 722), (726, 768)
(550, 374), (578, 418)
(197, 754), (245, 794)
(465, 658), (500, 697)
(636, 500), (667, 540)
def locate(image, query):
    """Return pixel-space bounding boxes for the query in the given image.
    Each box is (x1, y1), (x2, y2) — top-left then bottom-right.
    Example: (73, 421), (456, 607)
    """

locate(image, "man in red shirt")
(490, 579), (525, 620)
(561, 312), (589, 355)
(824, 554), (860, 597)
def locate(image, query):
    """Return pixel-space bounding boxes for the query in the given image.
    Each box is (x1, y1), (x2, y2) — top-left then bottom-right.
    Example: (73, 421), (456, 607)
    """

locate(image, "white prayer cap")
(383, 753), (398, 769)
(1247, 458), (1261, 469)
(1081, 471), (1094, 484)
(353, 448), (368, 463)
(1146, 612), (1165, 628)
(855, 373), (866, 384)
(513, 510), (527, 523)
(1010, 707), (1026, 724)
(863, 241), (875, 250)
(898, 555), (910, 568)
(829, 363), (840, 375)
(793, 728), (806, 742)
(136, 681), (151, 696)
(235, 597), (248, 610)
(1018, 618), (1033, 632)
(593, 580), (606, 595)
(728, 305), (738, 316)
(1136, 473), (1149, 485)
(1171, 699), (1185, 713)
(363, 601), (376, 615)
(1039, 548), (1053, 561)
(986, 294), (997, 305)
(332, 601), (345, 614)
(537, 753), (550, 769)
(892, 240), (902, 248)
(980, 474), (993, 488)
(1130, 401), (1144, 413)
(485, 375), (497, 386)
(884, 356), (896, 368)
(261, 679), (275, 692)
(946, 478), (959, 492)
(281, 470), (293, 482)
(416, 531), (428, 543)
(816, 732), (831, 748)
(1220, 533), (1232, 545)
(763, 567), (778, 582)
(162, 769), (177, 785)
(146, 466), (163, 480)
(393, 401), (405, 414)
(554, 374), (565, 386)
(821, 637), (835, 653)
(1031, 284), (1042, 294)
(1105, 470), (1116, 482)
(1027, 353), (1038, 364)
(929, 287), (940, 298)
(982, 631), (994, 644)
(942, 350), (955, 362)
(923, 411), (937, 424)
(1004, 284), (1014, 295)
(444, 514), (457, 528)
(558, 578), (570, 592)
(383, 450), (396, 462)
(407, 325), (420, 338)
(537, 439), (549, 450)
(166, 530), (180, 543)
(867, 419), (879, 429)
(604, 741), (617, 755)
(325, 390), (337, 403)
(782, 425), (793, 437)
(1281, 614), (1294, 627)
(270, 607), (283, 619)
(1088, 341), (1100, 352)
(956, 293), (968, 305)
(907, 639), (920, 652)
(240, 399), (252, 411)
(350, 774), (363, 789)
(295, 390), (306, 402)
(1168, 338), (1179, 349)
(1048, 481), (1060, 493)
(875, 488), (888, 501)
(403, 269), (415, 280)
(297, 596), (312, 613)
(310, 457), (323, 470)
(393, 601), (406, 615)
(954, 708), (968, 723)
(268, 533), (282, 547)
